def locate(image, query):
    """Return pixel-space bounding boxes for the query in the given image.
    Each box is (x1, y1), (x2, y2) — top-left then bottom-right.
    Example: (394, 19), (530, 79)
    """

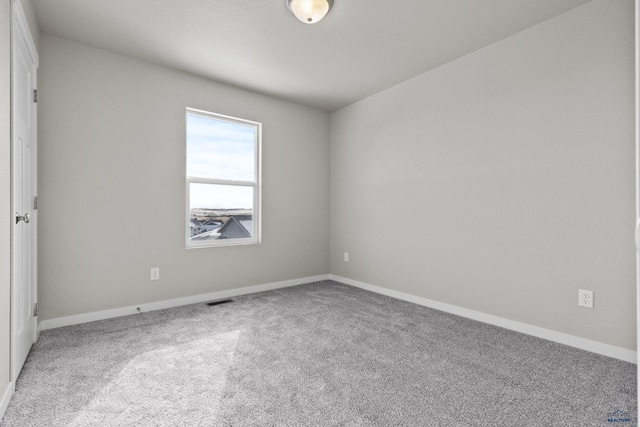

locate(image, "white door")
(11, 1), (38, 382)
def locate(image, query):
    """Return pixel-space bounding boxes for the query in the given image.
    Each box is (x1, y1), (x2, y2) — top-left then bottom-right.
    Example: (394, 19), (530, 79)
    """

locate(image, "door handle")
(16, 212), (30, 224)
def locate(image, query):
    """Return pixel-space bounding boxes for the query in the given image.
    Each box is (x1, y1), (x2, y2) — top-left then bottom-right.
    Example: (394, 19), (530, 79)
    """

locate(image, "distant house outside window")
(186, 108), (261, 248)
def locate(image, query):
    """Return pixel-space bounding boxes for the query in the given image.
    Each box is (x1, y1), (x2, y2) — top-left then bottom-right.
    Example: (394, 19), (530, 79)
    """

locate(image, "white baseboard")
(37, 273), (636, 364)
(330, 274), (637, 364)
(39, 274), (331, 331)
(0, 382), (14, 424)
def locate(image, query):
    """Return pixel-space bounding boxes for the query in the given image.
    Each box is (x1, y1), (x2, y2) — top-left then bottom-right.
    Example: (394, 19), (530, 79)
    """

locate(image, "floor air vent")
(206, 299), (234, 307)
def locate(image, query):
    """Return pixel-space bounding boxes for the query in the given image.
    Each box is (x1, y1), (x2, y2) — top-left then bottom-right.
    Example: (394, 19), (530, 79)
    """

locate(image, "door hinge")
(33, 89), (38, 103)
(33, 196), (38, 210)
(33, 303), (39, 317)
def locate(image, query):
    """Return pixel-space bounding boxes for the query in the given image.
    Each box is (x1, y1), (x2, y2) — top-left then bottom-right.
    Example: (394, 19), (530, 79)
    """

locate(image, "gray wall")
(38, 35), (330, 320)
(33, 0), (638, 353)
(330, 0), (636, 350)
(0, 0), (11, 405)
(19, 0), (38, 53)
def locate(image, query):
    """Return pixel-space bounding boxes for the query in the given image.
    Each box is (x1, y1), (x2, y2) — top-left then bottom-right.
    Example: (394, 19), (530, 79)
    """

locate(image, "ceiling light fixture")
(287, 0), (333, 24)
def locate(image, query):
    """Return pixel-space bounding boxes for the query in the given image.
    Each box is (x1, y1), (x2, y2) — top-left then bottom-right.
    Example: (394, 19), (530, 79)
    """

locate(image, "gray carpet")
(1, 280), (636, 426)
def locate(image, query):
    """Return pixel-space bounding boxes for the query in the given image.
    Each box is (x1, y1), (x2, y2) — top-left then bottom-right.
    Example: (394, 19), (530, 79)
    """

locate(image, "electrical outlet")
(578, 289), (593, 308)
(344, 252), (349, 262)
(150, 268), (160, 281)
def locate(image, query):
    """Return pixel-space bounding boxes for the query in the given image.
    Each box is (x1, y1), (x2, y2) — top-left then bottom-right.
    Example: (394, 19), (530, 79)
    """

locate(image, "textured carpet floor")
(1, 280), (636, 426)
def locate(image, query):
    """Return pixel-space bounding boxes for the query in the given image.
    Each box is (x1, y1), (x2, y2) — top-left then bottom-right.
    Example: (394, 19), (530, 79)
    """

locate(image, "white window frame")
(185, 107), (262, 248)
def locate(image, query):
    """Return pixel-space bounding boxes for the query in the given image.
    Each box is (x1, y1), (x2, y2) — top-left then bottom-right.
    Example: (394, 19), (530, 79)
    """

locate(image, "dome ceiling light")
(287, 0), (334, 24)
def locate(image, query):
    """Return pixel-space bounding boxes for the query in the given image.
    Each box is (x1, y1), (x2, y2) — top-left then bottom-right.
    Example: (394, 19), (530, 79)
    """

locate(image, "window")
(186, 108), (261, 248)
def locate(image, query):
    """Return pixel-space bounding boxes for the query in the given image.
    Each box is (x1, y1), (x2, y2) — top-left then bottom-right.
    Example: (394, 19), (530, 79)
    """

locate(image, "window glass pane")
(189, 183), (254, 241)
(187, 113), (256, 181)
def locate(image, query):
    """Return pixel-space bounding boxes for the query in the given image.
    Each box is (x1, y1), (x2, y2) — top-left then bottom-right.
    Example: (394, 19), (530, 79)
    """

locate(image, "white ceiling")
(32, 0), (592, 112)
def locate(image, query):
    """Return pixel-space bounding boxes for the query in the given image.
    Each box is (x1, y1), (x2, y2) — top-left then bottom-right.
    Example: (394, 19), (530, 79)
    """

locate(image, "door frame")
(635, 0), (639, 404)
(10, 0), (38, 384)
